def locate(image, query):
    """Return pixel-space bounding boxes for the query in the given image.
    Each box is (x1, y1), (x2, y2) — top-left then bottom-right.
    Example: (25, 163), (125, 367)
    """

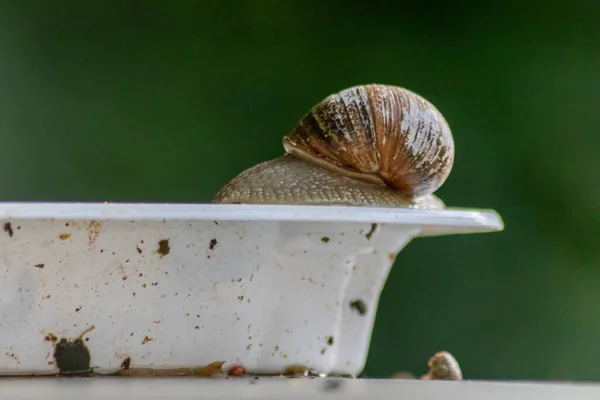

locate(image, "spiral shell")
(282, 84), (454, 198)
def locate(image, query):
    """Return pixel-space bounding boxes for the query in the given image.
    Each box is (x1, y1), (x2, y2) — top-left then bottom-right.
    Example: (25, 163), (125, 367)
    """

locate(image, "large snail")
(213, 84), (455, 208)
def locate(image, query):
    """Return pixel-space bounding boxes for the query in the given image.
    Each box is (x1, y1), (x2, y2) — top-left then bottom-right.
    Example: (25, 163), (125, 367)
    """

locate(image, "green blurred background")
(1, 0), (599, 381)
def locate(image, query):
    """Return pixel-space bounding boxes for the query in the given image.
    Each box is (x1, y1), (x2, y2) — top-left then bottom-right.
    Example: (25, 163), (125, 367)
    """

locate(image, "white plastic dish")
(0, 202), (503, 377)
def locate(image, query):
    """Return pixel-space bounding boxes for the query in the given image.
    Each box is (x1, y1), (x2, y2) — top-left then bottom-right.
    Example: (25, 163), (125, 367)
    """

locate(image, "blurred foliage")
(0, 0), (599, 381)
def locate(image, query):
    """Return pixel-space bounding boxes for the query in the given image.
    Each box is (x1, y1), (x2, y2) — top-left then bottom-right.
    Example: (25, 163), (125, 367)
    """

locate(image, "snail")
(213, 84), (454, 208)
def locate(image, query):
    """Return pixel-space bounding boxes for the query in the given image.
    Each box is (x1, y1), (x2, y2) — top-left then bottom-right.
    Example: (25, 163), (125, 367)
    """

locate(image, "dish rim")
(0, 202), (503, 234)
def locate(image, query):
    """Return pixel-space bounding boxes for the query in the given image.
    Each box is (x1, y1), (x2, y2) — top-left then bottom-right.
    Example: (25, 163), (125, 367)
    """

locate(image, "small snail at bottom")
(213, 84), (455, 208)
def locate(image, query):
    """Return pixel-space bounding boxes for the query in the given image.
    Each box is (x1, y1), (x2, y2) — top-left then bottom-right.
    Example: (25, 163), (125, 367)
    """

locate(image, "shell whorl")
(282, 84), (455, 198)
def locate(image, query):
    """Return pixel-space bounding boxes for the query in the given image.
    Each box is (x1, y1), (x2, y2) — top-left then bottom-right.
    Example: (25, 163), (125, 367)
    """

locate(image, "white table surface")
(0, 377), (599, 400)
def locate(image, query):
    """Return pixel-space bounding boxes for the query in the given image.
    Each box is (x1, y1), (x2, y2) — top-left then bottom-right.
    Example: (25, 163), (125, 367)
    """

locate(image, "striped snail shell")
(213, 84), (455, 208)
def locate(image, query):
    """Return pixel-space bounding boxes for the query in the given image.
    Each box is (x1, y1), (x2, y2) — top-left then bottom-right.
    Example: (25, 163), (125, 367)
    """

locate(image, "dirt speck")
(141, 336), (154, 345)
(365, 223), (377, 240)
(157, 239), (170, 256)
(349, 299), (368, 316)
(53, 325), (95, 376)
(4, 222), (13, 237)
(34, 264), (45, 269)
(388, 252), (397, 262)
(44, 333), (58, 342)
(136, 245), (142, 254)
(327, 336), (334, 346)
(209, 238), (217, 250)
(6, 352), (19, 363)
(59, 233), (71, 240)
(320, 348), (327, 355)
(321, 236), (330, 243)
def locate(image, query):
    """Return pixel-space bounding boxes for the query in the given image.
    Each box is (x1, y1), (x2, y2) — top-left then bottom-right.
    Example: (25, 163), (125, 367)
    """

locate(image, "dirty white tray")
(0, 203), (503, 377)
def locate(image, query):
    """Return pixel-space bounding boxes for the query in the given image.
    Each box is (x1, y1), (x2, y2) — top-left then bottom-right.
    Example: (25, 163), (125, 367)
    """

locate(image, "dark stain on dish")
(349, 299), (368, 316)
(4, 222), (13, 237)
(321, 236), (330, 243)
(327, 336), (334, 346)
(323, 379), (343, 391)
(157, 239), (170, 256)
(365, 223), (377, 240)
(209, 238), (217, 250)
(34, 264), (45, 269)
(53, 326), (95, 376)
(136, 245), (143, 254)
(120, 356), (131, 370)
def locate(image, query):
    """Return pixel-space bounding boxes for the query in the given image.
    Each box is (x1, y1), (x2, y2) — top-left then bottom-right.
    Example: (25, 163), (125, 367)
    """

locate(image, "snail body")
(213, 84), (454, 208)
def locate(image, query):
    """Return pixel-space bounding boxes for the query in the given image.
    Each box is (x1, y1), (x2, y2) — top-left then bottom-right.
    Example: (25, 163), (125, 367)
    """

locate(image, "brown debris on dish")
(284, 365), (313, 377)
(44, 333), (58, 342)
(191, 361), (226, 377)
(88, 220), (101, 248)
(141, 336), (154, 345)
(227, 364), (247, 377)
(3, 222), (13, 237)
(117, 361), (226, 377)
